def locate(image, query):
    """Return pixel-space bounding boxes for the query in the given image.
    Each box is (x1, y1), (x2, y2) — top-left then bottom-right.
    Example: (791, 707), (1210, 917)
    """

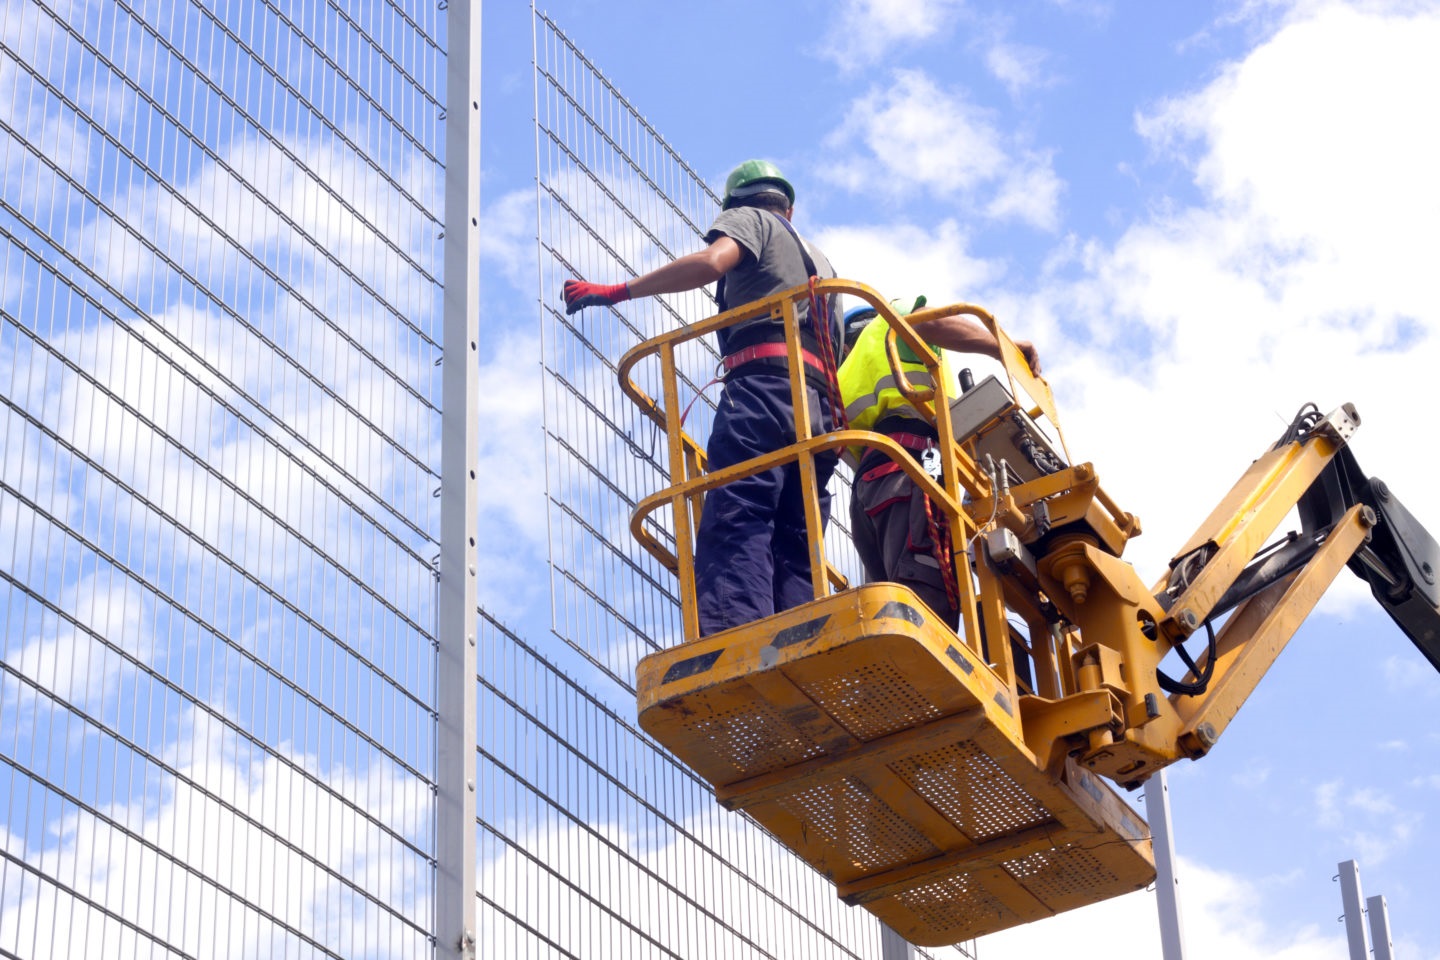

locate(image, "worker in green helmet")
(838, 296), (1040, 627)
(562, 160), (843, 637)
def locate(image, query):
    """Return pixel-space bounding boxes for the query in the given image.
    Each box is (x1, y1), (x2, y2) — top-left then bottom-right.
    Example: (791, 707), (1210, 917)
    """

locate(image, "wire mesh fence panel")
(478, 610), (890, 960)
(0, 1), (448, 957)
(499, 8), (978, 960)
(532, 7), (863, 694)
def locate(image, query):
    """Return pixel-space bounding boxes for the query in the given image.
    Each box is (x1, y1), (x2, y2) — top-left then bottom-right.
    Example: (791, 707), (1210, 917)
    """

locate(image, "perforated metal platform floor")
(637, 585), (1155, 946)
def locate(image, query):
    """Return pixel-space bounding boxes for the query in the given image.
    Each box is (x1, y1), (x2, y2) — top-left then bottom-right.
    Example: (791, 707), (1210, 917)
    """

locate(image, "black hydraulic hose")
(1271, 401), (1323, 449)
(1156, 527), (1331, 696)
(1157, 619), (1218, 696)
(1210, 528), (1327, 619)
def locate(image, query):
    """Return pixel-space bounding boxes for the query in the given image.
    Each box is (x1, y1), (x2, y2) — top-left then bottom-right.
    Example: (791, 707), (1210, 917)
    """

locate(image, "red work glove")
(562, 279), (631, 314)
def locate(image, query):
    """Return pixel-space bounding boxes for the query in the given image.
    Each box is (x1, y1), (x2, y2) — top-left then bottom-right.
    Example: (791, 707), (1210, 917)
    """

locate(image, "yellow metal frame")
(620, 278), (1376, 943)
(636, 584), (1154, 946)
(618, 279), (997, 644)
(895, 301), (1072, 465)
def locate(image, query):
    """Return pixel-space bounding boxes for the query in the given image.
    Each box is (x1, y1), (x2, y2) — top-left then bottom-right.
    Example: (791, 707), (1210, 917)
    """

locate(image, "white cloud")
(1347, 787), (1400, 817)
(1045, 0), (1113, 17)
(18, 304), (432, 636)
(816, 0), (1069, 96)
(824, 71), (1007, 197)
(816, 0), (969, 69)
(7, 573), (153, 709)
(1384, 653), (1440, 697)
(1014, 0), (1440, 585)
(1315, 778), (1344, 826)
(987, 152), (1064, 229)
(821, 70), (1063, 231)
(982, 855), (1344, 958)
(480, 187), (538, 294)
(1229, 757), (1273, 787)
(471, 323), (550, 618)
(0, 703), (432, 959)
(986, 41), (1054, 96)
(814, 218), (1005, 308)
(1138, 1), (1438, 323)
(1313, 778), (1420, 866)
(76, 120), (441, 408)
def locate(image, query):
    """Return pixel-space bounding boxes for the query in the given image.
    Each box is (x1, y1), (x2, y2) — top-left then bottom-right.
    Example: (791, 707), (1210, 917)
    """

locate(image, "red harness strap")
(884, 432), (936, 451)
(859, 461), (904, 483)
(857, 432), (938, 481)
(721, 341), (826, 374)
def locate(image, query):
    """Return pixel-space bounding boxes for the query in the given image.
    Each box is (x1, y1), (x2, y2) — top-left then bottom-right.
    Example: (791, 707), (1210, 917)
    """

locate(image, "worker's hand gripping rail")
(891, 301), (1069, 462)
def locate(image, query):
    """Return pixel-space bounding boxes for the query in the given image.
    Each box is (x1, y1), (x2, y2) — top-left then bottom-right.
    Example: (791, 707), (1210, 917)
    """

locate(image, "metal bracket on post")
(1337, 860), (1369, 960)
(1367, 894), (1394, 960)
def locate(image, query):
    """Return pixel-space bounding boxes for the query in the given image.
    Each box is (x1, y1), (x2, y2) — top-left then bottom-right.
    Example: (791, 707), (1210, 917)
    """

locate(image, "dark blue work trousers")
(694, 372), (838, 636)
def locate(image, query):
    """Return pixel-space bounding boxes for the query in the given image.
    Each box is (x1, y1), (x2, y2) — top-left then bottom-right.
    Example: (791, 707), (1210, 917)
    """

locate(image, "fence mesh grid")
(500, 9), (974, 959)
(1, 0), (983, 955)
(0, 0), (446, 957)
(532, 10), (864, 693)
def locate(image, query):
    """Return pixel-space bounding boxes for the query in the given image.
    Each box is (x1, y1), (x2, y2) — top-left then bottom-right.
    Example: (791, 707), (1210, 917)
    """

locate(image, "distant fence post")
(1337, 859), (1369, 960)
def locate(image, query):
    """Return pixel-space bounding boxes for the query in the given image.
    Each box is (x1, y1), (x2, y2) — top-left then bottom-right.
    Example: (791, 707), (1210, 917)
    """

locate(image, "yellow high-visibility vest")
(838, 317), (948, 462)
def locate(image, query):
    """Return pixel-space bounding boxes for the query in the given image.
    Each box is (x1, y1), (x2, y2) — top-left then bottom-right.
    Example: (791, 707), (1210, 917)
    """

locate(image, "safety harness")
(684, 211), (844, 428)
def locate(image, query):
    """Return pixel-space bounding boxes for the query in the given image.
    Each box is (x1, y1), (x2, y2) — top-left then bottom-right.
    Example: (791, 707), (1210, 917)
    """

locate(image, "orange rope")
(678, 376), (723, 428)
(808, 277), (847, 430)
(923, 492), (960, 614)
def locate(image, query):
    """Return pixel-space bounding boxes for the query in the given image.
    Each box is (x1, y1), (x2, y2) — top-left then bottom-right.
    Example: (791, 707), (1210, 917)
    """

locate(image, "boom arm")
(1008, 402), (1440, 786)
(1297, 442), (1440, 671)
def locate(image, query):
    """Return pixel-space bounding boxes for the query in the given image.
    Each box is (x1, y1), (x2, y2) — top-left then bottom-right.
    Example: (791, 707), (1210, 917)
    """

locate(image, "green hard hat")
(722, 159), (796, 210)
(890, 294), (927, 316)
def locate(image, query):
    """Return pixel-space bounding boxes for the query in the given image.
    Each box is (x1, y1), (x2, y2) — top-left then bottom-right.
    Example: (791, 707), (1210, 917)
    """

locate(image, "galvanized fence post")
(438, 2), (483, 958)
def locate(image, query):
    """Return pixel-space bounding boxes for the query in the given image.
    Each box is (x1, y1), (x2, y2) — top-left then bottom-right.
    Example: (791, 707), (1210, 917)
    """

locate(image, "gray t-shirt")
(704, 207), (839, 355)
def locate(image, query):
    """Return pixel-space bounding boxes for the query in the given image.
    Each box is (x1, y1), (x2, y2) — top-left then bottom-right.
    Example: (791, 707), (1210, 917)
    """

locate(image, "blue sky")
(477, 2), (1440, 957)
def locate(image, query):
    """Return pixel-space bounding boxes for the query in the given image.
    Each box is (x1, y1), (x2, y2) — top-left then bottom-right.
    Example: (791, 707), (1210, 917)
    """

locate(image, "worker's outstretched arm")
(924, 315), (1041, 375)
(562, 238), (744, 314)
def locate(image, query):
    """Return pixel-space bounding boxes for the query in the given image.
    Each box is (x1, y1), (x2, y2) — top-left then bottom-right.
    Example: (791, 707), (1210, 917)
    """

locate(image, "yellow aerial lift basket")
(620, 278), (1417, 946)
(636, 585), (1153, 945)
(618, 280), (1156, 944)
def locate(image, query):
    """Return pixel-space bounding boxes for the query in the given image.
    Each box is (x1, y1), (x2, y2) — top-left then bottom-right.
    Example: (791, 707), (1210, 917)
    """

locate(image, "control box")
(949, 373), (1067, 485)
